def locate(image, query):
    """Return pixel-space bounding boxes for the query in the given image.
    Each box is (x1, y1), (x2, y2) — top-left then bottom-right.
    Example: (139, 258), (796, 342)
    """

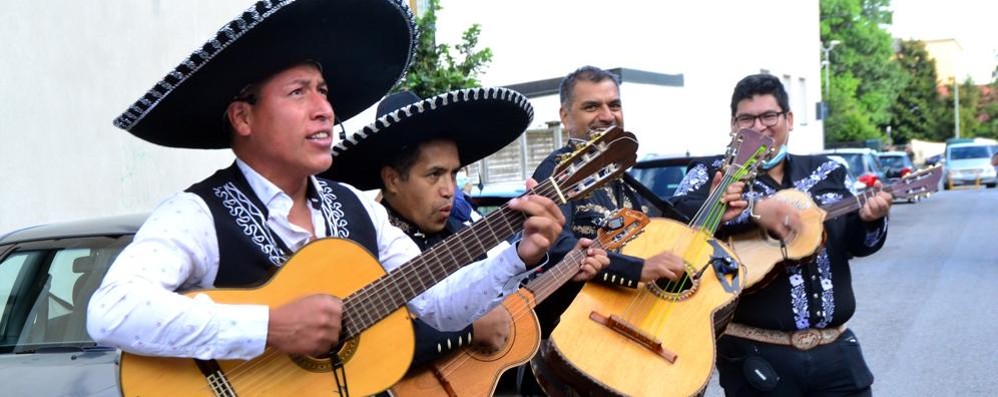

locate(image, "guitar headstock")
(546, 126), (638, 203)
(722, 129), (776, 179)
(889, 165), (943, 199)
(595, 208), (650, 251)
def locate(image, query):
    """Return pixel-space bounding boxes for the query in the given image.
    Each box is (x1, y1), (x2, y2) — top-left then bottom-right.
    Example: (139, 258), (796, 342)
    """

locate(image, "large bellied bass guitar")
(729, 165), (943, 288)
(117, 127), (638, 397)
(542, 129), (775, 397)
(389, 208), (649, 397)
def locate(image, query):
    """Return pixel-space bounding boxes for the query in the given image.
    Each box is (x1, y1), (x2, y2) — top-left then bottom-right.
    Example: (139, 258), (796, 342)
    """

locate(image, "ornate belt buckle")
(790, 329), (821, 350)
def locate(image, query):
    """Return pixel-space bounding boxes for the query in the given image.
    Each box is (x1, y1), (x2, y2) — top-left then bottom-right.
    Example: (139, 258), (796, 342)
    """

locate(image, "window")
(797, 78), (808, 126)
(0, 237), (129, 353)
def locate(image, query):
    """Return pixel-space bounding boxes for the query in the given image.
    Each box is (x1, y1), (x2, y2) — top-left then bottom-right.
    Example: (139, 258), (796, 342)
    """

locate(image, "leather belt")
(724, 322), (847, 351)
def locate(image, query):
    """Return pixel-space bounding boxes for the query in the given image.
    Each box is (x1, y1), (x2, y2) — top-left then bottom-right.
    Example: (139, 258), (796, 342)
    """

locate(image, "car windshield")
(629, 164), (688, 198)
(834, 154), (865, 177)
(0, 237), (127, 353)
(949, 146), (990, 160)
(879, 155), (908, 168)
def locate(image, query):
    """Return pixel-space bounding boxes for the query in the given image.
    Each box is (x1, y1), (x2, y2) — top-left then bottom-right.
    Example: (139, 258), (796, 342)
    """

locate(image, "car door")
(0, 236), (131, 396)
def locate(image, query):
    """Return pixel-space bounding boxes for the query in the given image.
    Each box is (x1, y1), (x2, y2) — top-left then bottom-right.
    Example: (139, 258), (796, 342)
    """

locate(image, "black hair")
(558, 66), (621, 108)
(729, 74), (791, 117)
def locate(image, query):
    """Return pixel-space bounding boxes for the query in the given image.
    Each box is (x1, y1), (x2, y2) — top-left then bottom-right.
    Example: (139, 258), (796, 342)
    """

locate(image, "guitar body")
(119, 238), (415, 397)
(546, 218), (744, 396)
(389, 289), (541, 397)
(727, 189), (827, 288)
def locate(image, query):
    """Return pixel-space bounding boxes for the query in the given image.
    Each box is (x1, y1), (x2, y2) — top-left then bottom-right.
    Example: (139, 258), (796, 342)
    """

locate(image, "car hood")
(948, 158), (991, 170)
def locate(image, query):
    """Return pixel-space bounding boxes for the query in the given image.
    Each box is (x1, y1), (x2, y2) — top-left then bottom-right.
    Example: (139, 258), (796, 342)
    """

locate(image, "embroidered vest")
(187, 163), (378, 288)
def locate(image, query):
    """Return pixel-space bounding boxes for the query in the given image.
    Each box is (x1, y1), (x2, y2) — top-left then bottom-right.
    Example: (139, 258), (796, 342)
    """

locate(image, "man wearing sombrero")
(330, 89), (610, 369)
(87, 0), (565, 368)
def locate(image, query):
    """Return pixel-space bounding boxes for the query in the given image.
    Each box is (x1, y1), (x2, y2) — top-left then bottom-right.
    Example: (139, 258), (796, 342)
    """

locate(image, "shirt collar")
(235, 159), (323, 216)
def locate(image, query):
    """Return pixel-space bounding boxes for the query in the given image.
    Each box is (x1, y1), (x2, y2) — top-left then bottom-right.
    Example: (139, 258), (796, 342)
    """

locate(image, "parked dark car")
(877, 151), (915, 179)
(820, 148), (887, 188)
(468, 180), (526, 216)
(627, 154), (710, 199)
(0, 213), (146, 396)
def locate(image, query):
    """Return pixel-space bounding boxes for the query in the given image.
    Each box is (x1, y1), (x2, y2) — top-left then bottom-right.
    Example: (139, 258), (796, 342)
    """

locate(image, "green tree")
(393, 0), (493, 98)
(821, 0), (906, 145)
(971, 69), (998, 139)
(887, 40), (946, 144)
(940, 78), (983, 139)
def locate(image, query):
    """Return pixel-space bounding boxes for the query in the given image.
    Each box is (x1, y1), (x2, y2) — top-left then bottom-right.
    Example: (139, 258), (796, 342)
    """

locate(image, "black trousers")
(715, 329), (874, 397)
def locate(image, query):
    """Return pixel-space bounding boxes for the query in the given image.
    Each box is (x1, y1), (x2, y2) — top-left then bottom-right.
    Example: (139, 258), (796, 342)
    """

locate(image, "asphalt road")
(704, 187), (998, 396)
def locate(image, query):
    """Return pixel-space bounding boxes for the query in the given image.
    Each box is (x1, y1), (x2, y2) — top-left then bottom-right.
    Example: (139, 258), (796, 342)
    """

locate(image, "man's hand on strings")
(641, 250), (686, 282)
(510, 178), (566, 267)
(570, 238), (611, 281)
(711, 171), (748, 223)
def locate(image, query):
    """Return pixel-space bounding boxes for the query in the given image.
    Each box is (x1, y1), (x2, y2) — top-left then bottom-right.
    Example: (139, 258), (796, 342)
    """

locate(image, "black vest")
(187, 163), (378, 288)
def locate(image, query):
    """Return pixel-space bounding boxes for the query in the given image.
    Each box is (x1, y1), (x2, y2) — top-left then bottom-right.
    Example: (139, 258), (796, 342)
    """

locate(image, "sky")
(889, 0), (998, 83)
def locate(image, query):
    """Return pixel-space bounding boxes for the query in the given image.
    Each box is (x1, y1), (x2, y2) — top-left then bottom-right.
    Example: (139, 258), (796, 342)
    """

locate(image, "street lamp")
(821, 40), (841, 100)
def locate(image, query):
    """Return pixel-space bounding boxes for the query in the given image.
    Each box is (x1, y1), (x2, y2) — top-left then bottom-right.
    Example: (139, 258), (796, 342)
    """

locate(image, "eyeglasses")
(733, 111), (785, 128)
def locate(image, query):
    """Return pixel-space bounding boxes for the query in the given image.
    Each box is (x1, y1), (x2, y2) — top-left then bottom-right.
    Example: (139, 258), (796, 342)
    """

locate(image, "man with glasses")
(672, 74), (892, 396)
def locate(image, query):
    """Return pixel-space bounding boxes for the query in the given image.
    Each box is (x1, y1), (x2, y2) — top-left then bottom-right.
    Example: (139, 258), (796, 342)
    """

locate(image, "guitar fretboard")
(822, 185), (892, 219)
(524, 239), (607, 305)
(339, 183), (548, 339)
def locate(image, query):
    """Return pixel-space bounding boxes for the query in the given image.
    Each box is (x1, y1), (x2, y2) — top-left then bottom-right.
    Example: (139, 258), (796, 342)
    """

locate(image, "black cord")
(620, 172), (690, 223)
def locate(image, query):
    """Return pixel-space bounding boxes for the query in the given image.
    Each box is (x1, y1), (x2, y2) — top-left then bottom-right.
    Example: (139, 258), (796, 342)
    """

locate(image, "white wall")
(420, 0), (825, 158)
(1, 0), (824, 233)
(1, 1), (255, 233)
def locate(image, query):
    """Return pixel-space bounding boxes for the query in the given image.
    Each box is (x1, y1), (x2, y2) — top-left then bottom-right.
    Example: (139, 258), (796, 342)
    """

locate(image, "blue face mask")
(761, 145), (787, 170)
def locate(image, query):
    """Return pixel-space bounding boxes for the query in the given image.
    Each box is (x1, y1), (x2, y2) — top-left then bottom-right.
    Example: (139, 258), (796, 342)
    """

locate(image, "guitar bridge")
(589, 311), (677, 363)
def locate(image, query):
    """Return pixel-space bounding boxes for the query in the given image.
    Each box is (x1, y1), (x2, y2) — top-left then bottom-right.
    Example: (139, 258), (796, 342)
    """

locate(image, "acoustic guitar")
(389, 209), (650, 397)
(543, 129), (775, 397)
(117, 127), (639, 397)
(729, 165), (943, 288)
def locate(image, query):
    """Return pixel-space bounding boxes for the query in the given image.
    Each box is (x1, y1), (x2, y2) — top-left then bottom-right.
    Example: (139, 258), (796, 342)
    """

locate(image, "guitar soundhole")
(647, 272), (698, 300)
(289, 337), (360, 373)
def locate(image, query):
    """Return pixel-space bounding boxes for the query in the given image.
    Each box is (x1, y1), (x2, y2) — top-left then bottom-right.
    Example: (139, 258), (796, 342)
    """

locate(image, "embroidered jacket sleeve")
(86, 193), (269, 360)
(532, 152), (643, 288)
(410, 319), (475, 368)
(351, 185), (527, 332)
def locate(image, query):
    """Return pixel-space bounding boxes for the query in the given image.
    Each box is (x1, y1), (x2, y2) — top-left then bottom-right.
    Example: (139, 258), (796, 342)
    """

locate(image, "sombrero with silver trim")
(327, 87), (534, 190)
(113, 0), (417, 149)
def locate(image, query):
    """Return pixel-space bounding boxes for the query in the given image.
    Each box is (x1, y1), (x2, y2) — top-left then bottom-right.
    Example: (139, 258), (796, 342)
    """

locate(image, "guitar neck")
(339, 179), (563, 340)
(524, 240), (608, 305)
(822, 185), (892, 219)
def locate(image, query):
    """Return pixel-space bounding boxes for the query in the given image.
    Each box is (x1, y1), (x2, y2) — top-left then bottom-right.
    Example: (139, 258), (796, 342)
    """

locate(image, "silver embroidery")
(814, 249), (835, 328)
(794, 160), (840, 193)
(786, 263), (810, 330)
(213, 182), (285, 266)
(316, 180), (349, 238)
(673, 163), (709, 197)
(814, 192), (844, 206)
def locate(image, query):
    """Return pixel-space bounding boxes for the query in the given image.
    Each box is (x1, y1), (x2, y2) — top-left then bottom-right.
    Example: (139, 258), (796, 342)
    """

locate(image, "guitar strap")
(620, 172), (690, 223)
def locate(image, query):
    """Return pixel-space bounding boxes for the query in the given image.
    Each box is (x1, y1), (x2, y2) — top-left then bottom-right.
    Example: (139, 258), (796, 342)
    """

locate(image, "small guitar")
(118, 127), (639, 397)
(543, 129), (775, 397)
(729, 165), (943, 288)
(388, 209), (649, 397)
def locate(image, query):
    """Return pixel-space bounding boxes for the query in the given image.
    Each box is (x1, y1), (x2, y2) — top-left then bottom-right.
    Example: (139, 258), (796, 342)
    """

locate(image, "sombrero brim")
(327, 87), (534, 190)
(113, 0), (416, 149)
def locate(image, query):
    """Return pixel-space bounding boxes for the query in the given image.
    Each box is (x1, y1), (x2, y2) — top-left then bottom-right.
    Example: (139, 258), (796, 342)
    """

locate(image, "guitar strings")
(430, 246), (596, 378)
(617, 148), (761, 341)
(646, 149), (761, 338)
(185, 140), (618, 394)
(431, 219), (642, 380)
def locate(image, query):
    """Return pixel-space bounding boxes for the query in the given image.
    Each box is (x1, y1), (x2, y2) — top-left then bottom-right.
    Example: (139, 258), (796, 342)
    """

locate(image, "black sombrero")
(113, 0), (417, 149)
(327, 87), (534, 190)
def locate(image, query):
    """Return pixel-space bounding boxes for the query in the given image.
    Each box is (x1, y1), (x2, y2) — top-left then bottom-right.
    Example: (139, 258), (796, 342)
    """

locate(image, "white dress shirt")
(87, 160), (527, 360)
